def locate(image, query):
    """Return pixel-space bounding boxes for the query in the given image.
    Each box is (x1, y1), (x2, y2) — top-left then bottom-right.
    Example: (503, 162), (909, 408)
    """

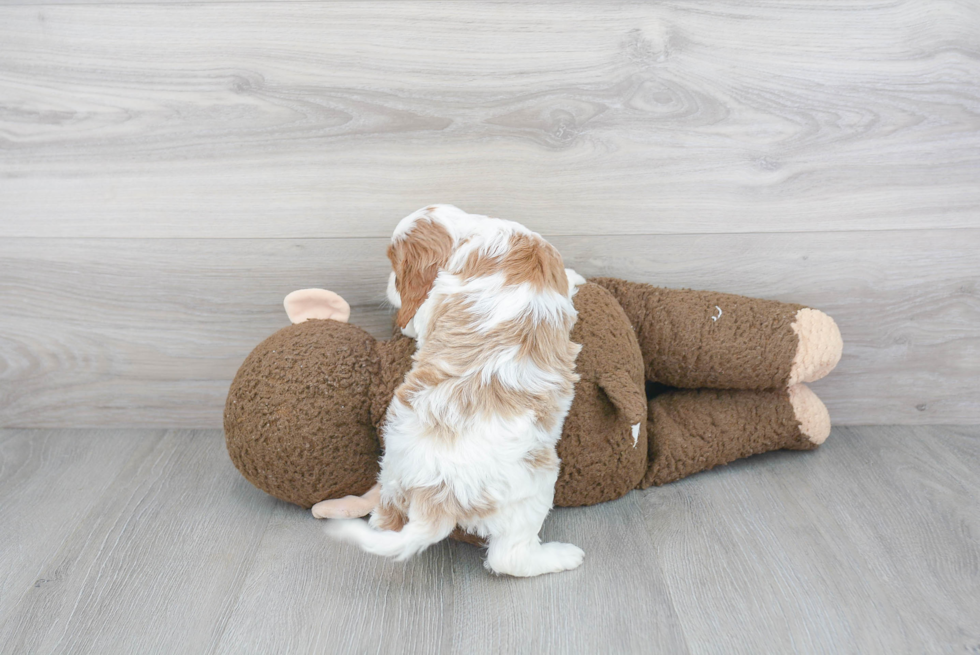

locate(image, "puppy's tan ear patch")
(284, 289), (351, 324)
(388, 219), (453, 328)
(503, 233), (568, 294)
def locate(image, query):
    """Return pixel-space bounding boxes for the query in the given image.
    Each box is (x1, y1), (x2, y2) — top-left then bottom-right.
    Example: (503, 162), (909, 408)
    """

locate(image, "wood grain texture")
(642, 424), (980, 654)
(0, 429), (278, 655)
(215, 504), (459, 655)
(1, 0), (978, 426)
(447, 492), (688, 654)
(1, 1), (978, 237)
(0, 426), (977, 654)
(0, 429), (152, 621)
(2, 229), (977, 427)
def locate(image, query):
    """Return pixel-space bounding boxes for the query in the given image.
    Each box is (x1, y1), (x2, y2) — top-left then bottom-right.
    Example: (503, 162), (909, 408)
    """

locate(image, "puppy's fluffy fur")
(324, 204), (586, 576)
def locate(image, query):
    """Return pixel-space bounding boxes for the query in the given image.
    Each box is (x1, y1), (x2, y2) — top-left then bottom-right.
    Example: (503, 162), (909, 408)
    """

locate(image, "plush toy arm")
(597, 370), (646, 448)
(591, 278), (842, 391)
(598, 369), (646, 437)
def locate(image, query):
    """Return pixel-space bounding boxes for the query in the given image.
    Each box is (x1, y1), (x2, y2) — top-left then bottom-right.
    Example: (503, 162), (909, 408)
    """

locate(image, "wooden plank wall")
(1, 1), (978, 427)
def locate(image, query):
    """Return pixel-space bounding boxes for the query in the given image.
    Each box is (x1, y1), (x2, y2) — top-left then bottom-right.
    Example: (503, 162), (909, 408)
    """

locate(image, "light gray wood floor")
(1, 426), (977, 654)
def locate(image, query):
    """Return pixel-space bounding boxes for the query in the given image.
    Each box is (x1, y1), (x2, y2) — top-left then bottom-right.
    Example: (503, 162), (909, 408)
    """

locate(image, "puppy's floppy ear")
(388, 219), (454, 329)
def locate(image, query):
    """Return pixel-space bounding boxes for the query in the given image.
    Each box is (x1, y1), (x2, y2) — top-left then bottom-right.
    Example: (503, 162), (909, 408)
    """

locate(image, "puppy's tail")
(324, 517), (455, 562)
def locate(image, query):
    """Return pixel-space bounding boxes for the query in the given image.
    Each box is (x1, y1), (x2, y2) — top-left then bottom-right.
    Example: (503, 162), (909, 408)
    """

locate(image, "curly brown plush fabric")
(591, 278), (804, 391)
(643, 388), (816, 487)
(370, 331), (416, 443)
(224, 320), (382, 508)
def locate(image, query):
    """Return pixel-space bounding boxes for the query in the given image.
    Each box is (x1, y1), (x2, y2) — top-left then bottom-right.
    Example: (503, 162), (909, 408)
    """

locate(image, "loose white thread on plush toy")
(712, 306), (723, 322)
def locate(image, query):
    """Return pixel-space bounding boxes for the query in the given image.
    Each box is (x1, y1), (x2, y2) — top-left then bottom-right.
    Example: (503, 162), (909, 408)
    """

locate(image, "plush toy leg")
(590, 278), (842, 390)
(641, 385), (830, 488)
(311, 483), (380, 519)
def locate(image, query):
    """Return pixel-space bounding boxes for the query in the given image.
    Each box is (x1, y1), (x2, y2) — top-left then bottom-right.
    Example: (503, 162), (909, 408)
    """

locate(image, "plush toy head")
(226, 288), (414, 507)
(224, 318), (381, 508)
(224, 282), (650, 509)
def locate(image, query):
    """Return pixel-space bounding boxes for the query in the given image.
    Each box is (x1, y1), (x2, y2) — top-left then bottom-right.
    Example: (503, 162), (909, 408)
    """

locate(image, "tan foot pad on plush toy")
(311, 483), (380, 519)
(789, 308), (843, 385)
(789, 384), (831, 445)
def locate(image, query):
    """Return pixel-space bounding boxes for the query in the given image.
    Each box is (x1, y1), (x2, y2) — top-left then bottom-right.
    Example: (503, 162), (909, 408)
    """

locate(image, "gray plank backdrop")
(1, 1), (978, 427)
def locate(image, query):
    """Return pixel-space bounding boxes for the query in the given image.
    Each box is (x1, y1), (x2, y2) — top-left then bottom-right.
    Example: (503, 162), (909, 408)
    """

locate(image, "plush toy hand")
(311, 483), (381, 519)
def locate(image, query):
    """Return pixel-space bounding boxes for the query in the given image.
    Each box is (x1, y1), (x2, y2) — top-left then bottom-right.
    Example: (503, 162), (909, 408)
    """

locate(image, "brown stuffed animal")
(224, 279), (841, 517)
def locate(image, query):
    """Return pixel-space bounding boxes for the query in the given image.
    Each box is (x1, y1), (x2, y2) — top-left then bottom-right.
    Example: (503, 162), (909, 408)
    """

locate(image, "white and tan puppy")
(324, 204), (586, 577)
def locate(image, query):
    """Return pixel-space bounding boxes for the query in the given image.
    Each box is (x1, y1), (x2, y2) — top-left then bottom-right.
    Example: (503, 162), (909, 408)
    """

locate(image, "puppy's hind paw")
(485, 540), (585, 577)
(541, 542), (585, 573)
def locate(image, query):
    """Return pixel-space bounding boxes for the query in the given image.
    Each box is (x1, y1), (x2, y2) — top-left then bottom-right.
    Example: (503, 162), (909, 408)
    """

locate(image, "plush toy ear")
(283, 289), (351, 324)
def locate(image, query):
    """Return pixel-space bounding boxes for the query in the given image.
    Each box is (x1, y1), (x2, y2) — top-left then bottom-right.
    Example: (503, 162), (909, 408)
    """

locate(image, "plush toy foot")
(788, 384), (831, 445)
(788, 308), (843, 385)
(312, 483), (380, 519)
